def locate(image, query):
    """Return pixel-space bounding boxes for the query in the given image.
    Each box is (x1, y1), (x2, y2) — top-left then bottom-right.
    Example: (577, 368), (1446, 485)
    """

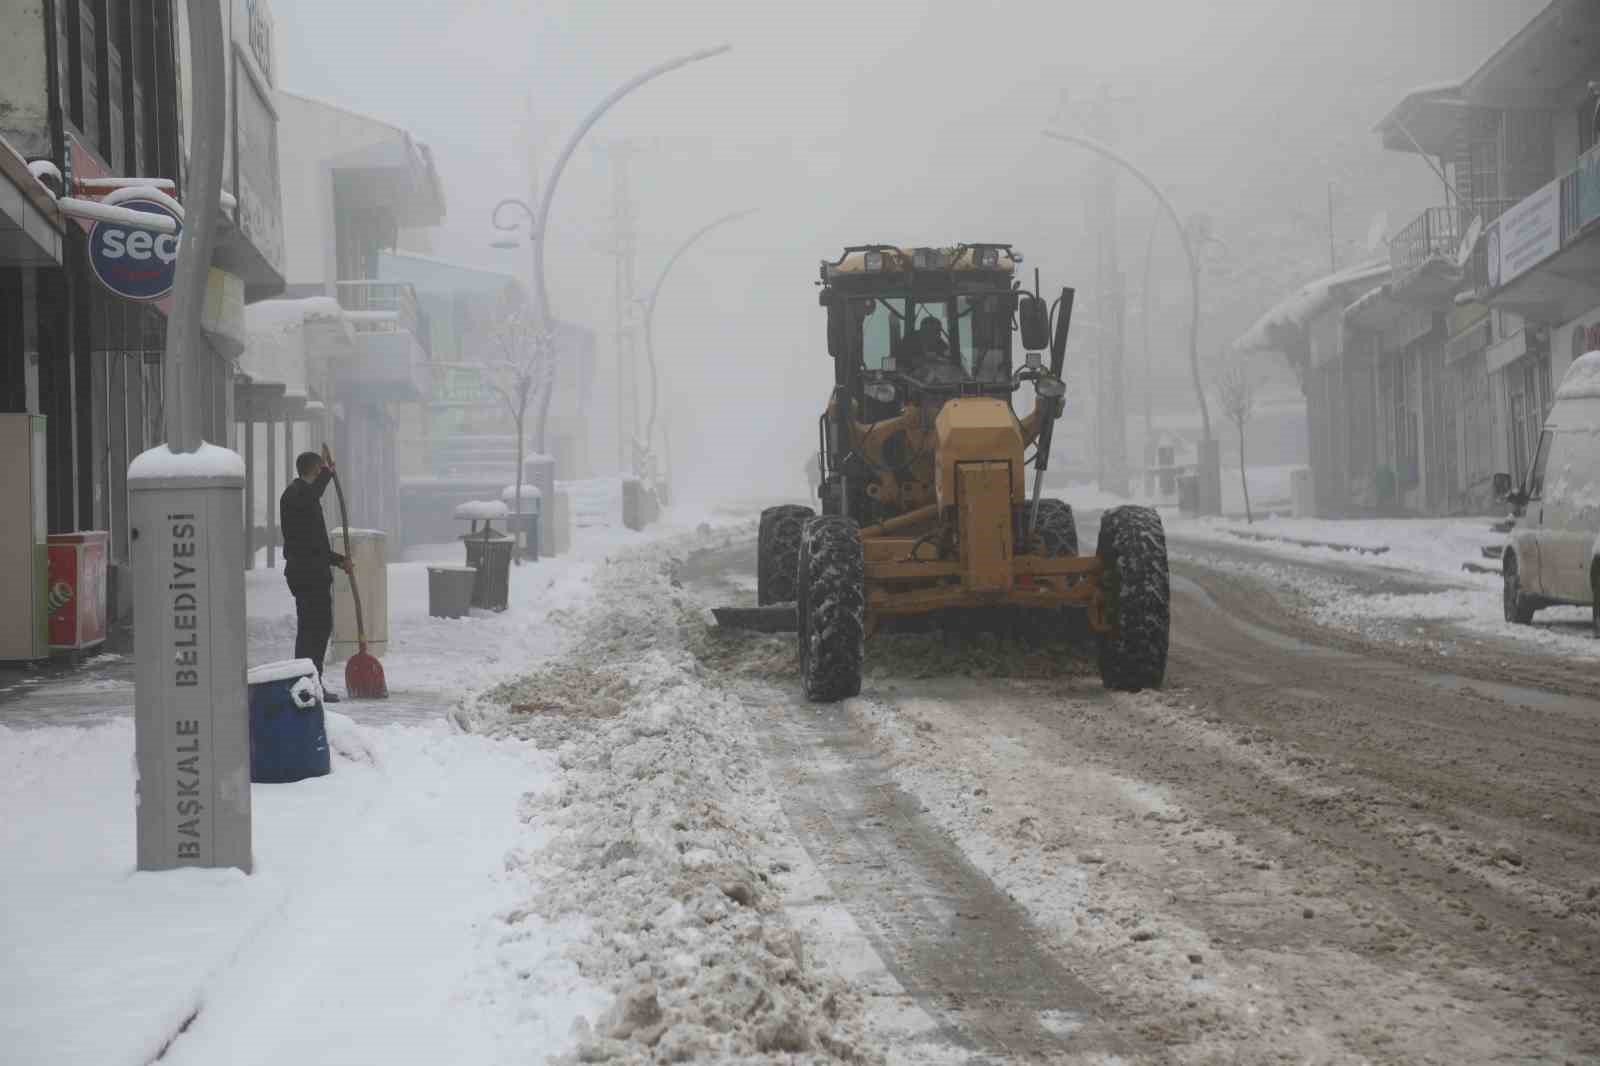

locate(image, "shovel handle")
(323, 445), (368, 645)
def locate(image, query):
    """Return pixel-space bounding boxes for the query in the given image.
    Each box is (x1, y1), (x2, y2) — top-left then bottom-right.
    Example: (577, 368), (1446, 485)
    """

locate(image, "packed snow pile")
(454, 533), (882, 1064)
(1555, 350), (1600, 400)
(1235, 257), (1389, 353)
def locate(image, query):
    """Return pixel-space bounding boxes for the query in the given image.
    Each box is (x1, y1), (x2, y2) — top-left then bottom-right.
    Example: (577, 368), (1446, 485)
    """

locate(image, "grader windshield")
(854, 293), (1013, 384)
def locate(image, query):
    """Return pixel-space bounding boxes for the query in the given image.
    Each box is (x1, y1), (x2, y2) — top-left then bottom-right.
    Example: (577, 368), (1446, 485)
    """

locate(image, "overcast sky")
(271, 0), (1544, 497)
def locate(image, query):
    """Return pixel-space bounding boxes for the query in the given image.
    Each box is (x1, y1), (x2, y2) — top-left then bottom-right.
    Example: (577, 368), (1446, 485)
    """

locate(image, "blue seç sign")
(88, 198), (182, 301)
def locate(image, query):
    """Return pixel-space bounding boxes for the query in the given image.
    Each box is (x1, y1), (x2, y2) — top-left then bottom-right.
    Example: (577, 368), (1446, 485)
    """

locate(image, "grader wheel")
(1017, 499), (1084, 642)
(1024, 498), (1078, 557)
(757, 504), (814, 605)
(1096, 505), (1170, 691)
(798, 516), (864, 702)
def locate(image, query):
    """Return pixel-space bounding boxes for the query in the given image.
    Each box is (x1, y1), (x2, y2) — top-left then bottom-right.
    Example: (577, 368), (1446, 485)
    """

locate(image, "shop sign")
(1489, 179), (1560, 289)
(1578, 144), (1600, 233)
(1582, 321), (1600, 356)
(232, 0), (284, 277)
(88, 198), (182, 301)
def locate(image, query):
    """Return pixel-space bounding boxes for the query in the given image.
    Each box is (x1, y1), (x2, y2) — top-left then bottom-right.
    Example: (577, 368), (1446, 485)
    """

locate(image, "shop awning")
(0, 140), (63, 266)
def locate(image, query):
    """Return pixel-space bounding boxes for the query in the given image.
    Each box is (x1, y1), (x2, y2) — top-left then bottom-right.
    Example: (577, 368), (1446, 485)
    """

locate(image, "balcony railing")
(1390, 200), (1517, 278)
(334, 280), (428, 356)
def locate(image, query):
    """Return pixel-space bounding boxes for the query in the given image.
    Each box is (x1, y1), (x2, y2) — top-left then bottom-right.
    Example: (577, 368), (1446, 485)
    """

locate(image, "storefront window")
(79, 1), (101, 150)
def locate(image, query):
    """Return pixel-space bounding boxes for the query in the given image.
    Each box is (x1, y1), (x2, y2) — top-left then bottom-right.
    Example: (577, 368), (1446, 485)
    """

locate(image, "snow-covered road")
(7, 494), (1598, 1065)
(679, 518), (1600, 1063)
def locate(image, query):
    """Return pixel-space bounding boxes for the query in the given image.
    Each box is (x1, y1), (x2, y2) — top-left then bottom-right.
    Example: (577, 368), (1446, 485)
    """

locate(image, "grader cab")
(721, 244), (1169, 701)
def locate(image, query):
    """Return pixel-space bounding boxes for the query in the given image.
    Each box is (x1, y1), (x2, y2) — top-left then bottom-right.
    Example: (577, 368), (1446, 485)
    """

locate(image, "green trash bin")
(501, 485), (542, 561)
(461, 529), (513, 611)
(1177, 474), (1200, 516)
(427, 566), (476, 619)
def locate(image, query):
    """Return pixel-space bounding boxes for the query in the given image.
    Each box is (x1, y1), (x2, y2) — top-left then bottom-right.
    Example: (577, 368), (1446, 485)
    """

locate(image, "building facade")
(1243, 0), (1600, 517)
(0, 0), (285, 625)
(235, 91), (445, 560)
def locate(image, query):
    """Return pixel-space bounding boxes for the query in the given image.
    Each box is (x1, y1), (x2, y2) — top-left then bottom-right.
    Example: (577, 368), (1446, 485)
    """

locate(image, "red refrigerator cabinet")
(47, 531), (109, 651)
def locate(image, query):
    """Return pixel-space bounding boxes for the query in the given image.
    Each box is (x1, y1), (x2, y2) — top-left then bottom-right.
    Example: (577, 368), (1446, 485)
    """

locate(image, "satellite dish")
(1365, 212), (1389, 252)
(1456, 215), (1482, 269)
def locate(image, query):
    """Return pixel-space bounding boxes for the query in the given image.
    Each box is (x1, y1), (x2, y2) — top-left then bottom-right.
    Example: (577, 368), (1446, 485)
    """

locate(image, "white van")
(1500, 350), (1600, 635)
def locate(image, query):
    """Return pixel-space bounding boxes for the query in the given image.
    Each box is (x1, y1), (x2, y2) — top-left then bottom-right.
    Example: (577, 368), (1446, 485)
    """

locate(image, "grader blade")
(713, 604), (798, 633)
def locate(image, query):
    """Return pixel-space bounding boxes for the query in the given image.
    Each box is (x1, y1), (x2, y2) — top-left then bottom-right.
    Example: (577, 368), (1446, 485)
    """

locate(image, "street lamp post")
(130, 0), (250, 872)
(1042, 129), (1221, 514)
(639, 208), (757, 497)
(490, 44), (731, 464)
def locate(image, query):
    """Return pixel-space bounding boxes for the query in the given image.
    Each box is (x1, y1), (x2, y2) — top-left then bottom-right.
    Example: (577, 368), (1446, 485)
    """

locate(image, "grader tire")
(798, 516), (864, 702)
(757, 504), (814, 605)
(1025, 498), (1079, 557)
(1096, 505), (1170, 691)
(1018, 499), (1083, 641)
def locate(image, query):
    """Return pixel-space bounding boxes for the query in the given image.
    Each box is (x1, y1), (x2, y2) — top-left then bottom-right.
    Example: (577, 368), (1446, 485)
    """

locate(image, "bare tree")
(487, 299), (554, 558)
(1212, 351), (1258, 523)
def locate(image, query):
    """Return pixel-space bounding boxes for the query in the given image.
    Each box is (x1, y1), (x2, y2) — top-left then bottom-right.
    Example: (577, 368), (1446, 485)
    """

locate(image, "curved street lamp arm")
(532, 43), (732, 327)
(491, 197), (536, 232)
(1041, 129), (1212, 441)
(643, 207), (758, 454)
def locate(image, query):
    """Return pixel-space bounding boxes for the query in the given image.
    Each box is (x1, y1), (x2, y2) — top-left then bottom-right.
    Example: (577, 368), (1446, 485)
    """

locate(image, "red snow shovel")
(323, 445), (388, 699)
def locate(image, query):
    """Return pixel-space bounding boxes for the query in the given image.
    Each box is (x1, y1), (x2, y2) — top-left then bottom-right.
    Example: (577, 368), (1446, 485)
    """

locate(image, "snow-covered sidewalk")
(1166, 513), (1599, 658)
(0, 482), (818, 1066)
(1, 714), (595, 1065)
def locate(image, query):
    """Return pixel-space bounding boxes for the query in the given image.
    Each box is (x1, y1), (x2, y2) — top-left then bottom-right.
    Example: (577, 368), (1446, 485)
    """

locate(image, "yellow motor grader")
(717, 244), (1169, 701)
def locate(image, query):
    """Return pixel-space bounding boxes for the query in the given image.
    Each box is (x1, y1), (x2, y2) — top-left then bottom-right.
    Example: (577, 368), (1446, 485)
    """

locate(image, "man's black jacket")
(280, 470), (346, 586)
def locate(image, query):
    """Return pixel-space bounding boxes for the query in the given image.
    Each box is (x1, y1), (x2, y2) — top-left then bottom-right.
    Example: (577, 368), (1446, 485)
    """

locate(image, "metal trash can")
(501, 484), (542, 561)
(622, 477), (659, 531)
(1178, 474), (1200, 517)
(1290, 467), (1315, 518)
(246, 658), (330, 784)
(428, 566), (476, 619)
(461, 530), (513, 611)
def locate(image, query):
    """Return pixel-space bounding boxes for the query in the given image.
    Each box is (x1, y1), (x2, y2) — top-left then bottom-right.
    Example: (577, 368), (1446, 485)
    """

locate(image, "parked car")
(1498, 350), (1600, 635)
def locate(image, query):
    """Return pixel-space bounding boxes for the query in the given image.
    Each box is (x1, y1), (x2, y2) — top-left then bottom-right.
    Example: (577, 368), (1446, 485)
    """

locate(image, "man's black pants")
(290, 579), (334, 679)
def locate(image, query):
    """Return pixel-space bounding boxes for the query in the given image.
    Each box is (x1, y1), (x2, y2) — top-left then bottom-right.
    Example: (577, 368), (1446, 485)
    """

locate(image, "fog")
(272, 0), (1543, 502)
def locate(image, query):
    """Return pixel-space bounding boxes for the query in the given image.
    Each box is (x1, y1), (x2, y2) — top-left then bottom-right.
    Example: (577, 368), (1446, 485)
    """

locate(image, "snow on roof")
(1236, 258), (1390, 353)
(1398, 79), (1464, 98)
(128, 442), (246, 481)
(245, 296), (344, 333)
(1556, 350), (1600, 401)
(276, 89), (413, 140)
(241, 298), (342, 390)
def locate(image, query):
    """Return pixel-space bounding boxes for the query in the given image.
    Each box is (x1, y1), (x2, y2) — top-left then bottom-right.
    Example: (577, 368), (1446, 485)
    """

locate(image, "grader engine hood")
(933, 398), (1027, 509)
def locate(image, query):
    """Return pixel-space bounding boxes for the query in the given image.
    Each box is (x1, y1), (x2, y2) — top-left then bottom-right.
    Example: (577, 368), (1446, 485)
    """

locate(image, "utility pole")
(1056, 85), (1137, 498)
(130, 0), (248, 872)
(595, 138), (643, 475)
(1327, 181), (1338, 273)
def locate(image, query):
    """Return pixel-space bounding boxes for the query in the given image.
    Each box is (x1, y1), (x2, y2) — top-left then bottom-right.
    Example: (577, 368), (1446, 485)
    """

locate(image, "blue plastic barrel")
(246, 658), (330, 783)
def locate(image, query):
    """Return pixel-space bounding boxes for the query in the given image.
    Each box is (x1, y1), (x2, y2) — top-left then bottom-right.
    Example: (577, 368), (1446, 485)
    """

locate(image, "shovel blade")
(713, 604), (798, 633)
